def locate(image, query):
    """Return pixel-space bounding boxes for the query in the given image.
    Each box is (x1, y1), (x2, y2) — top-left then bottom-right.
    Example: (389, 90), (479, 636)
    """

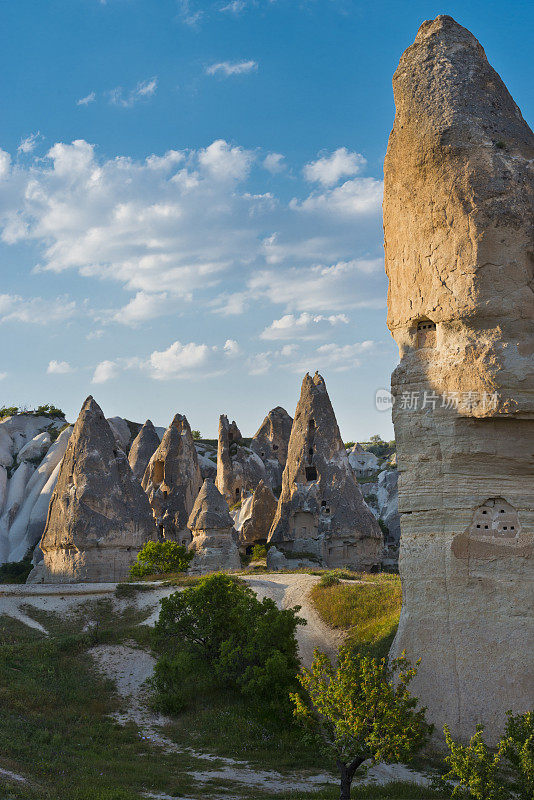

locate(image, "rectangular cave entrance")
(305, 465), (317, 481)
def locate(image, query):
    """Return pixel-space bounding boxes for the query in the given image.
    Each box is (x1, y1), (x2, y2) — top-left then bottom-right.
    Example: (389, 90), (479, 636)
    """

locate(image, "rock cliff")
(188, 478), (240, 573)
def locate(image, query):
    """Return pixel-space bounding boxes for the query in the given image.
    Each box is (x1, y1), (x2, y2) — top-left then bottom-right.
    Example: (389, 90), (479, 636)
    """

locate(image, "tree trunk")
(339, 763), (352, 800)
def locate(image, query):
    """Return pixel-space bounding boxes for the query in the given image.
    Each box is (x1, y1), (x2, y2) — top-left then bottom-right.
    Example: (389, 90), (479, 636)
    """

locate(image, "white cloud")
(76, 91), (96, 106)
(113, 291), (174, 325)
(263, 152), (286, 174)
(18, 132), (41, 155)
(206, 60), (258, 77)
(0, 150), (11, 179)
(178, 0), (203, 26)
(220, 0), (247, 12)
(198, 139), (254, 181)
(147, 341), (216, 380)
(303, 147), (366, 187)
(109, 77), (158, 107)
(92, 360), (118, 384)
(223, 338), (241, 357)
(291, 177), (383, 216)
(0, 294), (76, 324)
(247, 259), (384, 313)
(47, 360), (73, 375)
(260, 312), (349, 340)
(247, 340), (376, 375)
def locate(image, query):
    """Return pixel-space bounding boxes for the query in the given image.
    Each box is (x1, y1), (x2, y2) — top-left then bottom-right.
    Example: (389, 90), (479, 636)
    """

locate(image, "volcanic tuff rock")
(142, 414), (202, 546)
(30, 397), (156, 583)
(384, 16), (534, 742)
(188, 478), (240, 574)
(268, 373), (383, 569)
(128, 420), (160, 482)
(216, 414), (266, 506)
(347, 444), (379, 477)
(235, 480), (278, 552)
(250, 407), (293, 488)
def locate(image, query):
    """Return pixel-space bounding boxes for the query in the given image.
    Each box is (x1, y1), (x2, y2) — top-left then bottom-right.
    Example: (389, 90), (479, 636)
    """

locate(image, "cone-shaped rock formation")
(142, 414), (202, 545)
(268, 373), (383, 569)
(216, 414), (265, 506)
(32, 397), (157, 583)
(384, 15), (534, 743)
(128, 420), (160, 481)
(188, 478), (240, 573)
(235, 479), (277, 553)
(250, 407), (293, 489)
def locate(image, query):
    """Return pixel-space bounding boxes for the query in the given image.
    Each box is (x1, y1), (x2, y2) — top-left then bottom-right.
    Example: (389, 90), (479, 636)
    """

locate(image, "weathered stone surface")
(266, 545), (317, 571)
(216, 414), (266, 506)
(188, 478), (240, 574)
(235, 480), (278, 552)
(142, 414), (202, 546)
(384, 15), (534, 743)
(31, 397), (156, 583)
(195, 442), (217, 480)
(268, 373), (383, 570)
(348, 444), (379, 477)
(250, 407), (293, 489)
(128, 420), (160, 482)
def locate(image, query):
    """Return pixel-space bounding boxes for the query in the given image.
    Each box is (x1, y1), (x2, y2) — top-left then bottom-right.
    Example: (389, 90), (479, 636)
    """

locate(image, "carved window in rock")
(305, 465), (318, 482)
(416, 319), (436, 349)
(470, 498), (520, 540)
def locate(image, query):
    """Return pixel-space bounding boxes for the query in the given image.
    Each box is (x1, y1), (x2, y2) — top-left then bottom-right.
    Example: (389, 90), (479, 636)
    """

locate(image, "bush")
(442, 711), (534, 800)
(319, 572), (341, 587)
(129, 541), (193, 579)
(250, 544), (267, 560)
(0, 550), (33, 583)
(153, 573), (305, 712)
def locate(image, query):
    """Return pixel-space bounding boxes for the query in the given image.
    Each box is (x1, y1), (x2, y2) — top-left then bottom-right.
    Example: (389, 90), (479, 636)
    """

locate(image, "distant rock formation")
(268, 373), (383, 570)
(0, 413), (73, 564)
(216, 414), (266, 506)
(384, 16), (534, 742)
(234, 479), (277, 553)
(142, 414), (202, 546)
(250, 407), (293, 489)
(347, 444), (379, 477)
(188, 478), (240, 574)
(128, 420), (160, 481)
(30, 397), (156, 583)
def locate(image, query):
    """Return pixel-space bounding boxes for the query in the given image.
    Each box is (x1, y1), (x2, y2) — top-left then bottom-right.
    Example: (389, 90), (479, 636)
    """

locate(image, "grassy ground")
(0, 578), (452, 800)
(310, 573), (402, 659)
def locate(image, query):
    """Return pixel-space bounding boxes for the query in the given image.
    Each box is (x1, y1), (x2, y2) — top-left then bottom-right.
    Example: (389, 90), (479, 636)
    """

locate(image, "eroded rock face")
(33, 397), (156, 583)
(268, 373), (383, 569)
(142, 414), (202, 546)
(384, 15), (534, 743)
(235, 480), (278, 553)
(128, 420), (160, 482)
(216, 415), (266, 506)
(250, 407), (293, 489)
(188, 478), (240, 574)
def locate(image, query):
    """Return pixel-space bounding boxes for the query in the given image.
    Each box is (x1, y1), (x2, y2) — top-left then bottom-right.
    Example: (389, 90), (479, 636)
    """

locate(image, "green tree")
(291, 648), (431, 800)
(442, 712), (534, 800)
(191, 429), (201, 440)
(129, 541), (193, 578)
(154, 573), (305, 711)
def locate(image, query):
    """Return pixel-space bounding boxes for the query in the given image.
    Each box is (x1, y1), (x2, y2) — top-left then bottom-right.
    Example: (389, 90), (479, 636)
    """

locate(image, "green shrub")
(319, 572), (341, 587)
(442, 711), (534, 800)
(0, 550), (33, 583)
(153, 573), (305, 712)
(129, 541), (193, 579)
(250, 544), (267, 560)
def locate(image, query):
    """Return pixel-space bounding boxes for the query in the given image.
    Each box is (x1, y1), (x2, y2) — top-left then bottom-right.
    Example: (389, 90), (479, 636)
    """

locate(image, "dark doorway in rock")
(305, 465), (318, 481)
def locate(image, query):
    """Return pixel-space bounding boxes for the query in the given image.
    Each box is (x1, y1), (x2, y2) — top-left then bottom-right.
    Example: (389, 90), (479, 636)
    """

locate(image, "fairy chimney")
(33, 397), (157, 583)
(384, 15), (534, 743)
(250, 406), (293, 489)
(188, 478), (240, 573)
(268, 373), (383, 569)
(142, 414), (202, 546)
(128, 419), (160, 481)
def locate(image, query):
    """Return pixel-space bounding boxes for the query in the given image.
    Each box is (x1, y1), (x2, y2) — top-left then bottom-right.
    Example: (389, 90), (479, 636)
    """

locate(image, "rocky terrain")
(0, 377), (399, 581)
(384, 14), (534, 743)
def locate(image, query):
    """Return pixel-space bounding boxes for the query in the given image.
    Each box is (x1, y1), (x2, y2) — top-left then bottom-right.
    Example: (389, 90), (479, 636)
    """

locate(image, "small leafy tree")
(250, 544), (267, 560)
(154, 574), (305, 711)
(191, 429), (201, 440)
(442, 711), (534, 800)
(129, 541), (193, 578)
(291, 648), (432, 800)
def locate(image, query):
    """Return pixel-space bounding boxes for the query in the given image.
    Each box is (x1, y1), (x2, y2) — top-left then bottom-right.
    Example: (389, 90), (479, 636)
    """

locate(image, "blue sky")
(0, 0), (532, 439)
